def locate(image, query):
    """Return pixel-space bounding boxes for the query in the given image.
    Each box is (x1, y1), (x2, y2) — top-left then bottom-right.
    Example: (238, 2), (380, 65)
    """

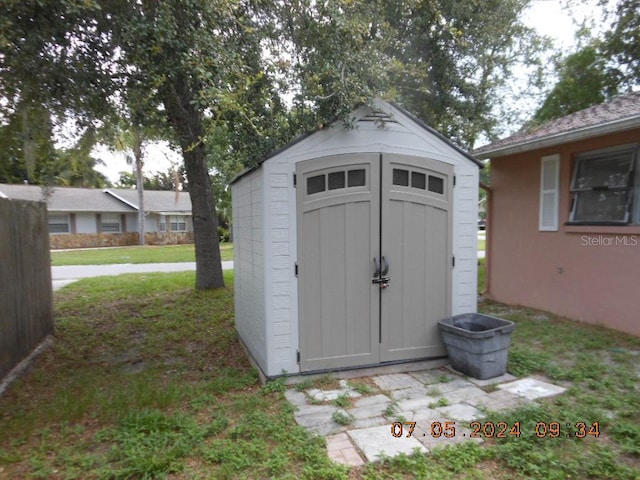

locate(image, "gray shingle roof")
(473, 91), (640, 159)
(0, 184), (192, 214)
(0, 184), (135, 212)
(106, 188), (192, 213)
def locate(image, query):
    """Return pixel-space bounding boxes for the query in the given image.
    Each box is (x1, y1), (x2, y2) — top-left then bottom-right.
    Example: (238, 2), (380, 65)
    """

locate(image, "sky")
(93, 0), (608, 184)
(93, 141), (180, 186)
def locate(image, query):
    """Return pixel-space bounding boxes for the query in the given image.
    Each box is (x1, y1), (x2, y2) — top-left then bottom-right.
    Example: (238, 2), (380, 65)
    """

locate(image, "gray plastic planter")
(438, 313), (515, 380)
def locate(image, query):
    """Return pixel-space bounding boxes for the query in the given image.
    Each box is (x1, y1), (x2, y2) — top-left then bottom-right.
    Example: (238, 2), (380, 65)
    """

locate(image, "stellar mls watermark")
(581, 235), (639, 247)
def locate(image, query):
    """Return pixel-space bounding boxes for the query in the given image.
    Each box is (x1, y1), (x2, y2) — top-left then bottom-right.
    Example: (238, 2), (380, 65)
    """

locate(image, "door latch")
(372, 276), (391, 288)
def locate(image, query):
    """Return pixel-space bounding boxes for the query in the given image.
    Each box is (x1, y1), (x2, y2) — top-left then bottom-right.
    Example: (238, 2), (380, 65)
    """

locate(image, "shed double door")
(297, 153), (452, 372)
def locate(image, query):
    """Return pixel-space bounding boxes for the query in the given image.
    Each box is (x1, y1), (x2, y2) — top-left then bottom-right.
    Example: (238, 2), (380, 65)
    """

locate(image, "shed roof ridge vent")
(358, 111), (398, 124)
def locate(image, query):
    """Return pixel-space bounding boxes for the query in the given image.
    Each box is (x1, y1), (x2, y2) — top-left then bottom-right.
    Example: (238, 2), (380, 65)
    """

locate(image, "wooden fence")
(0, 198), (53, 380)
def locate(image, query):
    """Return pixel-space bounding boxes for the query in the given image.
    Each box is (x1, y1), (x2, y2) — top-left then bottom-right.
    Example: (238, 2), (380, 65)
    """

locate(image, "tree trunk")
(133, 139), (145, 246)
(161, 78), (224, 289)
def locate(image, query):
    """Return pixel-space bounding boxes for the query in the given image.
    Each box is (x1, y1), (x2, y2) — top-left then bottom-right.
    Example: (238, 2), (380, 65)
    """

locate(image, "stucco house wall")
(486, 127), (640, 336)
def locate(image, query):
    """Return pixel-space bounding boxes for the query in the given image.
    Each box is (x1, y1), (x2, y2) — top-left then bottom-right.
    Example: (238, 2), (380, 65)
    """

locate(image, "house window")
(48, 214), (69, 234)
(569, 146), (637, 225)
(101, 213), (121, 233)
(170, 215), (187, 232)
(161, 215), (187, 232)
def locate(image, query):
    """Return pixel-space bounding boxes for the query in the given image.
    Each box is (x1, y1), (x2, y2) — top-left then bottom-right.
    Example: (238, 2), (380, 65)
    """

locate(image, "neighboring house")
(473, 91), (640, 337)
(0, 184), (193, 248)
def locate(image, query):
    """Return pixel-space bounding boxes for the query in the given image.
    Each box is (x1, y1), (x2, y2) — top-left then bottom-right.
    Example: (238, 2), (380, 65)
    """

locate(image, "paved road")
(52, 231), (485, 290)
(52, 261), (234, 291)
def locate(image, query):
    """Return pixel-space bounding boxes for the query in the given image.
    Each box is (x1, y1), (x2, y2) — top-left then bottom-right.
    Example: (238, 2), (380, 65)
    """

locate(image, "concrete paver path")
(286, 367), (565, 467)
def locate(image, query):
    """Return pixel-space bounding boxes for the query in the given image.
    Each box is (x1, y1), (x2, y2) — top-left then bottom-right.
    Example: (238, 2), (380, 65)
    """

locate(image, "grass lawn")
(50, 242), (234, 266)
(1, 272), (639, 478)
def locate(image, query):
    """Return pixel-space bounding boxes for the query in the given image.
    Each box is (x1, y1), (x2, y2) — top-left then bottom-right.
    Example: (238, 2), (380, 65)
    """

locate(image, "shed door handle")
(381, 256), (389, 276)
(373, 257), (380, 277)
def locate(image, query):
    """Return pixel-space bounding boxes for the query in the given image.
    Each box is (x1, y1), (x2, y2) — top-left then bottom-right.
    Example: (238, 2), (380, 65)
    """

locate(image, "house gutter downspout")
(479, 182), (492, 298)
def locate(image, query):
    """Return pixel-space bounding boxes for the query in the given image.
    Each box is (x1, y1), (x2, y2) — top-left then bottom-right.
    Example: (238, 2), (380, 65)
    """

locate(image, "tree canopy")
(1, 0), (549, 288)
(532, 0), (639, 124)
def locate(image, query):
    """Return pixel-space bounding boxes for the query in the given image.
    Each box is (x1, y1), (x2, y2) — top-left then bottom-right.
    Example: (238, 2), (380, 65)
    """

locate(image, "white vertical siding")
(232, 169), (267, 372)
(263, 162), (299, 376)
(451, 165), (479, 315)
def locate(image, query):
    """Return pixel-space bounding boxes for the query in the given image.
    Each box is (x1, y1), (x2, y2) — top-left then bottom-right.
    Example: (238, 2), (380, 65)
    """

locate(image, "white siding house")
(231, 100), (481, 378)
(0, 184), (194, 248)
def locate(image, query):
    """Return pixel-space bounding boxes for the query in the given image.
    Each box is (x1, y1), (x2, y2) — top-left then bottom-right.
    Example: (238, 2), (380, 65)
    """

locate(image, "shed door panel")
(297, 153), (452, 372)
(297, 154), (380, 372)
(380, 155), (452, 362)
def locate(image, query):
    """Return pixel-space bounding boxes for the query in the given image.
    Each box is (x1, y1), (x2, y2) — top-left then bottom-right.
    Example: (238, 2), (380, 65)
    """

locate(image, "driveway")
(52, 261), (234, 291)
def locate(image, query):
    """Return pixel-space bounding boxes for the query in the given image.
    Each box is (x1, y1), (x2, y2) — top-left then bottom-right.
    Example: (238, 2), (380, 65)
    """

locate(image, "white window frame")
(170, 215), (187, 232)
(539, 154), (560, 231)
(160, 215), (187, 232)
(568, 145), (637, 225)
(48, 214), (70, 234)
(101, 213), (121, 233)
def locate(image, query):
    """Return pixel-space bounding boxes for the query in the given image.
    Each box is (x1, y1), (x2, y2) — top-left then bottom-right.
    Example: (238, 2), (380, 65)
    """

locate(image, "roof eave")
(103, 189), (139, 210)
(475, 115), (640, 159)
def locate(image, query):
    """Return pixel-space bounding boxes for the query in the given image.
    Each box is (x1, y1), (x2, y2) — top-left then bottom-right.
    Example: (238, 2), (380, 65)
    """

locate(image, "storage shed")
(231, 100), (482, 378)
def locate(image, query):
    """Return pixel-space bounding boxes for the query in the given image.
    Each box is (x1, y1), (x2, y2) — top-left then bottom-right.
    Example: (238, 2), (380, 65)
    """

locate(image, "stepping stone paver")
(350, 404), (389, 420)
(372, 373), (424, 391)
(353, 394), (391, 408)
(409, 407), (441, 423)
(307, 388), (361, 402)
(436, 403), (482, 422)
(353, 416), (389, 429)
(414, 423), (483, 450)
(284, 389), (307, 407)
(468, 372), (516, 387)
(435, 377), (476, 393)
(294, 410), (338, 429)
(326, 433), (365, 467)
(474, 389), (529, 411)
(409, 369), (452, 385)
(445, 385), (490, 405)
(396, 395), (440, 413)
(295, 404), (337, 416)
(348, 424), (427, 462)
(390, 386), (429, 401)
(497, 378), (566, 400)
(286, 368), (567, 465)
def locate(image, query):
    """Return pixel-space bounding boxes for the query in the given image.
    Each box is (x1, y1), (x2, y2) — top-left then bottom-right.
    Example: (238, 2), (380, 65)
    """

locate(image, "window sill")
(563, 224), (640, 235)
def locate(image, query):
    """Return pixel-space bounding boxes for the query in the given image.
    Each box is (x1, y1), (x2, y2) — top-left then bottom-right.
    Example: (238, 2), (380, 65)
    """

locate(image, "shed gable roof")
(232, 99), (481, 184)
(473, 91), (640, 159)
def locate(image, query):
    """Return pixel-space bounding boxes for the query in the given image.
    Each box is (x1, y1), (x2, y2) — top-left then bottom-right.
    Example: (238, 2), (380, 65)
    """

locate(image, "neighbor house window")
(569, 145), (637, 225)
(161, 215), (187, 232)
(170, 215), (187, 232)
(101, 213), (121, 233)
(48, 214), (70, 234)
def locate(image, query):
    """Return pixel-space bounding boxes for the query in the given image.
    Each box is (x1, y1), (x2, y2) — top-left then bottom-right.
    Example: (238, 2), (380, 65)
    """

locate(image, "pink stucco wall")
(487, 128), (640, 337)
